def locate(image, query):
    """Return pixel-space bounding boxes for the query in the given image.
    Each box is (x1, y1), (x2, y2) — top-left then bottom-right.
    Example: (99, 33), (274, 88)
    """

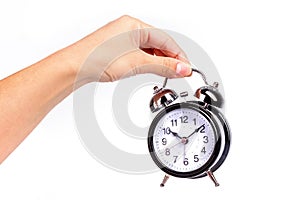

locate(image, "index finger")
(134, 28), (189, 63)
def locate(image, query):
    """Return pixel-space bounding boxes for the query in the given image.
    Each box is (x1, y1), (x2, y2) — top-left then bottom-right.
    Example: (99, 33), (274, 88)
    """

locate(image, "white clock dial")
(151, 107), (216, 173)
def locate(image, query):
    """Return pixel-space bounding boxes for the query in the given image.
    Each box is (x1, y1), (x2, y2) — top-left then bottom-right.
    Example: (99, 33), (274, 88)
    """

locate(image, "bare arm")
(0, 15), (191, 163)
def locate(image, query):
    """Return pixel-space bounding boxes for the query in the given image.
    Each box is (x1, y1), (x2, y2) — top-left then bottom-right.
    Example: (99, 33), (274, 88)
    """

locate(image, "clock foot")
(160, 175), (170, 187)
(206, 170), (220, 187)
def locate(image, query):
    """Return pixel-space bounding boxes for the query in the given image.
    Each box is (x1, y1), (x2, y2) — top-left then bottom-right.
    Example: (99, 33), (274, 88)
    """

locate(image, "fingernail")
(176, 62), (191, 76)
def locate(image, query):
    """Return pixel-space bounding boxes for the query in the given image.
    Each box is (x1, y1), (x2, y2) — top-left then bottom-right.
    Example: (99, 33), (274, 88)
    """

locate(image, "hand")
(187, 126), (202, 138)
(69, 15), (192, 83)
(169, 129), (182, 140)
(183, 143), (186, 160)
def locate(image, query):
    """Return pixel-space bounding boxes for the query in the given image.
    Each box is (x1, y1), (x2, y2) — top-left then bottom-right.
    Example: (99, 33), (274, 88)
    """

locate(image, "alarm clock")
(148, 68), (231, 187)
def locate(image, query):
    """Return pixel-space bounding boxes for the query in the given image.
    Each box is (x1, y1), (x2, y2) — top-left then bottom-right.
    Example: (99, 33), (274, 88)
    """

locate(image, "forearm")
(0, 23), (113, 163)
(0, 47), (85, 163)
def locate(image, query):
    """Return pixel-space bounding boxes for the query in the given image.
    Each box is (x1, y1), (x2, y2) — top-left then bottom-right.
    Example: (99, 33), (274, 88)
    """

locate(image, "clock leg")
(206, 170), (220, 187)
(160, 174), (170, 187)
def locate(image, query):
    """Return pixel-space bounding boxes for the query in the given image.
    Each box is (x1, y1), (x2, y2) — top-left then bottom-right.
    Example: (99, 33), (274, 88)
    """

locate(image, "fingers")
(137, 28), (189, 63)
(131, 51), (192, 78)
(105, 49), (191, 81)
(124, 16), (189, 63)
(119, 15), (153, 29)
(85, 15), (193, 82)
(104, 16), (189, 62)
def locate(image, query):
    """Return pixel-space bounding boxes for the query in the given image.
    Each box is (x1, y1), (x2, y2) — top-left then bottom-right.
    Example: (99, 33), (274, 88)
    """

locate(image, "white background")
(1, 0), (300, 199)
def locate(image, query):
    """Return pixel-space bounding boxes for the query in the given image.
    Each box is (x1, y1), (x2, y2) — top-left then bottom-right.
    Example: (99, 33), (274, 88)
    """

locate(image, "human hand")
(0, 16), (192, 163)
(69, 15), (192, 83)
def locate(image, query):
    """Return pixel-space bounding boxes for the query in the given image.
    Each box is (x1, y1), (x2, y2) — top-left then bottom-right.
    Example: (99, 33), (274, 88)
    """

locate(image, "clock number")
(165, 148), (170, 156)
(193, 118), (197, 125)
(199, 124), (205, 133)
(173, 156), (178, 163)
(171, 119), (177, 126)
(162, 138), (167, 145)
(180, 116), (188, 123)
(201, 147), (206, 154)
(162, 127), (170, 135)
(194, 155), (199, 162)
(183, 158), (189, 166)
(203, 136), (209, 143)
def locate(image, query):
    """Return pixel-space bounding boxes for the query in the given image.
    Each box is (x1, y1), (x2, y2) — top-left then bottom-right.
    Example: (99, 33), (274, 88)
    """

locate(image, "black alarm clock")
(148, 68), (231, 187)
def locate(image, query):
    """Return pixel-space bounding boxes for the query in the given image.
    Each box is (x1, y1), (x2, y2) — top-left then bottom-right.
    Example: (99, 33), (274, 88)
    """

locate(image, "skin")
(0, 15), (191, 164)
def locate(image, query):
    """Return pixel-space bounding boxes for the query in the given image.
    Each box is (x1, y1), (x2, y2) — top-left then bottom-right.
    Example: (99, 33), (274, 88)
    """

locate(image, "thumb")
(137, 53), (192, 78)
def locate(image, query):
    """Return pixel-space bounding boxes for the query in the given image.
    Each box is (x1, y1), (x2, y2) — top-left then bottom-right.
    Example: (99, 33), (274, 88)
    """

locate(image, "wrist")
(61, 30), (109, 86)
(58, 44), (97, 88)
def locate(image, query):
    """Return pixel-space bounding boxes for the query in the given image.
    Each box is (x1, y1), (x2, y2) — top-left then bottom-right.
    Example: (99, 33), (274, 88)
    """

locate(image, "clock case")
(148, 68), (231, 186)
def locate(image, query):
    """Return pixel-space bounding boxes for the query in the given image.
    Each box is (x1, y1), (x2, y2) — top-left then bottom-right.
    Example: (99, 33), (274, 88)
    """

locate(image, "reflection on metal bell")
(194, 85), (224, 108)
(149, 86), (178, 113)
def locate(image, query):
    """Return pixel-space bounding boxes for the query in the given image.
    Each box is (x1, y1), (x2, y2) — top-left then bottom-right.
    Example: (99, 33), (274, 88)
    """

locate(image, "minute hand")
(187, 126), (202, 138)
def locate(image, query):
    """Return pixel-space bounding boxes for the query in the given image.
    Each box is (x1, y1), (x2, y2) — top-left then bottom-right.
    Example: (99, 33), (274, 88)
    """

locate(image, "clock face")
(148, 103), (220, 177)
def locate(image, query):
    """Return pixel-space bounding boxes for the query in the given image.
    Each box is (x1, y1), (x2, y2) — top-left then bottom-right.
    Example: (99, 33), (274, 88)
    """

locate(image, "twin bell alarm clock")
(147, 68), (231, 187)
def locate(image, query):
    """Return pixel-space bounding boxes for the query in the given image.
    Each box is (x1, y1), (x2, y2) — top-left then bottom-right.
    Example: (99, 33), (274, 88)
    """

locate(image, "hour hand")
(169, 130), (182, 139)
